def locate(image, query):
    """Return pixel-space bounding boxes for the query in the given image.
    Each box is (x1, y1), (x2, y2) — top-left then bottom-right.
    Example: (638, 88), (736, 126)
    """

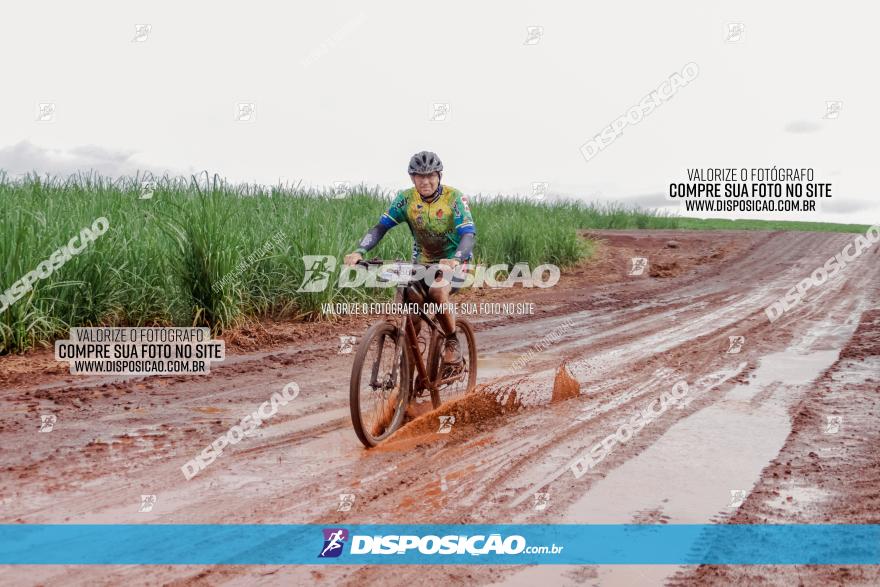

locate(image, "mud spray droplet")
(382, 383), (520, 448)
(384, 363), (581, 448)
(551, 362), (580, 403)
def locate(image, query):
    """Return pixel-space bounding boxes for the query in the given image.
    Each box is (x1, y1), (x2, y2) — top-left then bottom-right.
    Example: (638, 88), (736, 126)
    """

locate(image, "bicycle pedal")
(441, 362), (465, 378)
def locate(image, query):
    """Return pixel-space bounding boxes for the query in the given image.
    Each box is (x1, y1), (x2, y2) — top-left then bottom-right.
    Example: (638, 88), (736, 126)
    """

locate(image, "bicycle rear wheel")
(350, 320), (410, 448)
(427, 318), (477, 409)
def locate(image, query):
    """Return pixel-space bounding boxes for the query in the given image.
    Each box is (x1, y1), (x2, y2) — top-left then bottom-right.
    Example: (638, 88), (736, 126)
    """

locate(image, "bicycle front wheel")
(349, 320), (410, 448)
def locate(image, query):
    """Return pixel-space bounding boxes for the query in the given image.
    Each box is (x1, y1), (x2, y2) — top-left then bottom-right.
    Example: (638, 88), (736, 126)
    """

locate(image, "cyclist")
(344, 150), (476, 364)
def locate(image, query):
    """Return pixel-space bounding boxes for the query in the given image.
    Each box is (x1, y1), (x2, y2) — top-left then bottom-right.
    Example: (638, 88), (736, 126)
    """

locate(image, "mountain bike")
(349, 260), (477, 448)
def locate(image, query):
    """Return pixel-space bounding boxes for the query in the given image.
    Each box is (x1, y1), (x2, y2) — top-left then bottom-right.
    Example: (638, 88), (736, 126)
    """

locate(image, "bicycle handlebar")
(355, 259), (431, 269)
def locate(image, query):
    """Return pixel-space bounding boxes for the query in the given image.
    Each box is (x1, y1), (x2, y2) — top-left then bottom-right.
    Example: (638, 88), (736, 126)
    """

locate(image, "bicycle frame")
(358, 260), (463, 397)
(397, 278), (440, 397)
(400, 278), (470, 392)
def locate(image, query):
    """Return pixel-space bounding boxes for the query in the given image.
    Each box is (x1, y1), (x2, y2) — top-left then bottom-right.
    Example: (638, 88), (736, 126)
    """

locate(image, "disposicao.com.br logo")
(319, 528), (349, 558)
(318, 528), (563, 558)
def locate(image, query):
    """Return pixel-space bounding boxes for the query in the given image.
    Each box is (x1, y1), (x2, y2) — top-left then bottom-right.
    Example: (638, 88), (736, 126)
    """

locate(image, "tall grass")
(0, 172), (674, 354)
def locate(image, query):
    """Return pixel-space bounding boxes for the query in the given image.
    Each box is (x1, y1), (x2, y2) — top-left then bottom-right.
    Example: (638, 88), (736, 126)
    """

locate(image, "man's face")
(411, 172), (440, 197)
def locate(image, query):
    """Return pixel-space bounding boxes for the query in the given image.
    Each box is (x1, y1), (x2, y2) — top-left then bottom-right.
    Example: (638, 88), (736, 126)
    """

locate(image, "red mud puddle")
(501, 331), (853, 586)
(669, 309), (880, 586)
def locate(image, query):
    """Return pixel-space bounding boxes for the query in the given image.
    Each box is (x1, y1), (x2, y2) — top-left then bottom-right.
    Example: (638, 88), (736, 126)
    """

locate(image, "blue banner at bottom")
(1, 524), (878, 565)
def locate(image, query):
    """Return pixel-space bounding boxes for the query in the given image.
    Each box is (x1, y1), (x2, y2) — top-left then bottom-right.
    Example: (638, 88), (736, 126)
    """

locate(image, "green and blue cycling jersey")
(356, 185), (476, 263)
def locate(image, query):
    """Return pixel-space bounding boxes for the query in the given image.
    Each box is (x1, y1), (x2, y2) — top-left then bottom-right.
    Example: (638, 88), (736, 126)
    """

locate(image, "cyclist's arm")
(354, 222), (392, 255)
(452, 232), (475, 262)
(353, 192), (407, 255)
(451, 191), (476, 261)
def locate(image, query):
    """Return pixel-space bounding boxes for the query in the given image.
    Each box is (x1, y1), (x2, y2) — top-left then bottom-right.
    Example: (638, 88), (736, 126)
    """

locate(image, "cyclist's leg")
(427, 282), (453, 335)
(429, 262), (474, 364)
(403, 282), (426, 341)
(429, 282), (461, 364)
(427, 260), (469, 335)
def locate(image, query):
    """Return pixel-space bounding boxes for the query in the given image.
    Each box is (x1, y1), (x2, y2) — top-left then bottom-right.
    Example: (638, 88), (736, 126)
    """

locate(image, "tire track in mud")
(669, 307), (880, 587)
(1, 229), (877, 587)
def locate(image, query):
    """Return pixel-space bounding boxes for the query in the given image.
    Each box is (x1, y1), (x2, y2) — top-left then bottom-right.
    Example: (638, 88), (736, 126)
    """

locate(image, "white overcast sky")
(1, 1), (877, 224)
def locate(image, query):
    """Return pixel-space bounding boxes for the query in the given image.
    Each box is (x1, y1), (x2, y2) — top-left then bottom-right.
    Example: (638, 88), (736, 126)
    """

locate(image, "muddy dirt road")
(1, 229), (878, 586)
